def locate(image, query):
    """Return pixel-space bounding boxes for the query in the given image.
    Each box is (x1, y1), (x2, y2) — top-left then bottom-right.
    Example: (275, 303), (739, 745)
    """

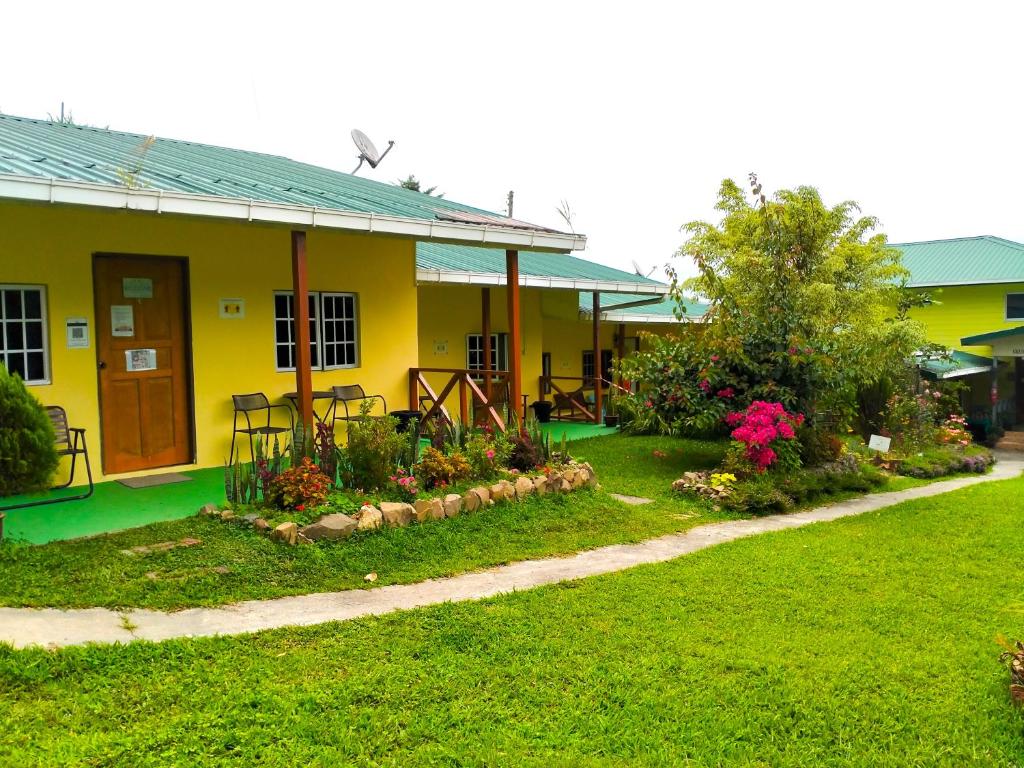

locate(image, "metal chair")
(0, 406), (94, 512)
(230, 393), (294, 462)
(330, 384), (387, 425)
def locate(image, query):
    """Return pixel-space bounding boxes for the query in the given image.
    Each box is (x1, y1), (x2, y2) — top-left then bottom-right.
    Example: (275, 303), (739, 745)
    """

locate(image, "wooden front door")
(94, 254), (193, 474)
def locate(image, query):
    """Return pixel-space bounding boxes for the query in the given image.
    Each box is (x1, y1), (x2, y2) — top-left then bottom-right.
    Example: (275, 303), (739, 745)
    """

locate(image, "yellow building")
(896, 236), (1024, 430)
(0, 115), (584, 485)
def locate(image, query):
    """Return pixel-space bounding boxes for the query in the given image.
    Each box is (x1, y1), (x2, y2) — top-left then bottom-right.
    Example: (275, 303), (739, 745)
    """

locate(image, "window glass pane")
(27, 351), (44, 381)
(24, 290), (41, 320)
(275, 293), (290, 317)
(25, 321), (43, 349)
(6, 323), (24, 352)
(324, 345), (336, 368)
(276, 345), (292, 370)
(4, 291), (22, 320)
(1008, 293), (1024, 319)
(7, 353), (26, 379)
(275, 320), (291, 342)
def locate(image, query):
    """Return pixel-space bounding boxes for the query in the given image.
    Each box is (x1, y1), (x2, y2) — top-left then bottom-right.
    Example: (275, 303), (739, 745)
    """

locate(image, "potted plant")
(604, 396), (620, 428)
(531, 400), (553, 424)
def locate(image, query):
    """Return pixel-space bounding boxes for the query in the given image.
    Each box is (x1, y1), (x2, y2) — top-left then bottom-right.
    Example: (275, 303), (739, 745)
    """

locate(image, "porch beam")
(291, 230), (314, 433)
(482, 287), (492, 403)
(617, 322), (626, 389)
(506, 249), (523, 430)
(592, 292), (602, 424)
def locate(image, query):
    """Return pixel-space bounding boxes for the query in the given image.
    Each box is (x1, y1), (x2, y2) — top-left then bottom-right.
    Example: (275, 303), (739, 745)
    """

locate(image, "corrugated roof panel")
(0, 114), (568, 235)
(893, 236), (1024, 286)
(416, 242), (666, 285)
(578, 292), (709, 320)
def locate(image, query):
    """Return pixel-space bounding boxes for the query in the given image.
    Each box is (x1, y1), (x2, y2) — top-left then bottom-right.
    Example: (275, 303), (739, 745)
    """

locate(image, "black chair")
(330, 384), (387, 425)
(0, 406), (94, 513)
(230, 393), (294, 462)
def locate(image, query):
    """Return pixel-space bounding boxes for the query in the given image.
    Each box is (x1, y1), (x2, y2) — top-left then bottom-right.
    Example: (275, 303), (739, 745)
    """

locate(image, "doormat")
(118, 473), (194, 489)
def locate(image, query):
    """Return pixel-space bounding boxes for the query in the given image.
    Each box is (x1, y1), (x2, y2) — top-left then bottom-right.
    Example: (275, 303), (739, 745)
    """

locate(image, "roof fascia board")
(416, 268), (670, 294)
(940, 366), (991, 379)
(599, 312), (698, 324)
(0, 173), (587, 252)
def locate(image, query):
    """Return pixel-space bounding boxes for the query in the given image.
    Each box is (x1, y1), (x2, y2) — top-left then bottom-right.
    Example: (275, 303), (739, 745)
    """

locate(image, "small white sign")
(219, 298), (245, 319)
(122, 277), (153, 299)
(868, 434), (892, 453)
(125, 348), (157, 372)
(66, 317), (90, 349)
(111, 305), (135, 337)
(433, 340), (448, 355)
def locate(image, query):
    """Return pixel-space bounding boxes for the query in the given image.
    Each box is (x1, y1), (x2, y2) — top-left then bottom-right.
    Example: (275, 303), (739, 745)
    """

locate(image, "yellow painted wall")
(416, 285), (546, 409)
(0, 201), (418, 484)
(910, 282), (1024, 355)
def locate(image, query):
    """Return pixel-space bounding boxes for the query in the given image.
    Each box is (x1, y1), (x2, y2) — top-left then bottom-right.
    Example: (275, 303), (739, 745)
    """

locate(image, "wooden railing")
(409, 368), (510, 433)
(537, 376), (630, 424)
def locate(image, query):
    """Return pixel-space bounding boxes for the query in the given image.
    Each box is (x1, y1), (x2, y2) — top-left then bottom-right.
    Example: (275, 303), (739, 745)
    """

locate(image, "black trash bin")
(391, 409), (421, 434)
(531, 401), (553, 423)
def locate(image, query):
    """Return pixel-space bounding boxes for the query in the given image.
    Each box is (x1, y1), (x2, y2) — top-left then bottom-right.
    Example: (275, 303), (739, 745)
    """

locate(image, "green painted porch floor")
(1, 468), (223, 546)
(2, 425), (617, 546)
(540, 421), (618, 441)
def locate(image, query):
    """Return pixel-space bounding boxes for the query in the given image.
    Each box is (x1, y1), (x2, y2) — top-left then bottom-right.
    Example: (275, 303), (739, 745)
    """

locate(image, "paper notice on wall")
(111, 305), (135, 337)
(122, 277), (153, 299)
(125, 348), (157, 372)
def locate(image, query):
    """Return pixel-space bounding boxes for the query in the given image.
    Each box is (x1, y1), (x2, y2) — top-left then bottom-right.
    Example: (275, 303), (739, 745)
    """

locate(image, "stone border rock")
(197, 462), (600, 545)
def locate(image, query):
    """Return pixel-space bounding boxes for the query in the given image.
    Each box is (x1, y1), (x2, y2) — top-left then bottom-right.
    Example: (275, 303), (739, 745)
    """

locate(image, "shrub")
(508, 430), (543, 472)
(722, 474), (792, 515)
(385, 467), (419, 502)
(0, 365), (59, 496)
(897, 445), (994, 478)
(464, 431), (511, 480)
(415, 447), (471, 489)
(267, 457), (331, 511)
(798, 425), (843, 468)
(725, 401), (803, 472)
(343, 401), (406, 491)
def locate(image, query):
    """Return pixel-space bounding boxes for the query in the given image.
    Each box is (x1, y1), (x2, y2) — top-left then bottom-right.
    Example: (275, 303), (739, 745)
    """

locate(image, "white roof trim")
(598, 311), (701, 324)
(416, 268), (669, 294)
(907, 279), (1024, 288)
(939, 366), (991, 379)
(0, 173), (587, 252)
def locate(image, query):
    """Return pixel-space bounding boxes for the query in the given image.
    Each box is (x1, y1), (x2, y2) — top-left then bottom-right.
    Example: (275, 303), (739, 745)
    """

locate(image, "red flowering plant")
(267, 457), (331, 511)
(386, 467), (419, 502)
(725, 401), (804, 473)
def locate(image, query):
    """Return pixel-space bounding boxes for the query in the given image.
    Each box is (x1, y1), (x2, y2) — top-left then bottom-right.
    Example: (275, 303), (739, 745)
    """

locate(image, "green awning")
(919, 350), (993, 379)
(960, 325), (1024, 346)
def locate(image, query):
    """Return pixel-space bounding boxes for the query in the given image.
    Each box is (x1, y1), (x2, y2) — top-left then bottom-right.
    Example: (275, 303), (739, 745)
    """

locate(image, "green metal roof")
(919, 350), (993, 379)
(960, 325), (1024, 346)
(416, 242), (664, 287)
(0, 113), (564, 236)
(578, 293), (709, 322)
(893, 236), (1024, 287)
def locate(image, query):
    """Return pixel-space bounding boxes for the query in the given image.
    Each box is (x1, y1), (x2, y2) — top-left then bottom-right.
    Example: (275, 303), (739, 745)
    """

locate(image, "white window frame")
(466, 333), (509, 372)
(274, 290), (359, 372)
(320, 292), (360, 370)
(0, 284), (50, 386)
(1006, 292), (1024, 321)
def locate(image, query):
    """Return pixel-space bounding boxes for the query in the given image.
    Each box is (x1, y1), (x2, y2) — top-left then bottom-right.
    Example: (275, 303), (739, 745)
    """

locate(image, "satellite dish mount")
(351, 129), (395, 174)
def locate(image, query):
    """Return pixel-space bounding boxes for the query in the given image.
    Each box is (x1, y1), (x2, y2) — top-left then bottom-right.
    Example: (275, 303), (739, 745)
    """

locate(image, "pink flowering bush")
(937, 414), (971, 446)
(386, 466), (420, 502)
(725, 401), (804, 472)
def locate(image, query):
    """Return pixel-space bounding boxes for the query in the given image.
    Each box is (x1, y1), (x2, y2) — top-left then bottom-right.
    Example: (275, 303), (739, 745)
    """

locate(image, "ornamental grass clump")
(725, 401), (803, 472)
(0, 365), (59, 496)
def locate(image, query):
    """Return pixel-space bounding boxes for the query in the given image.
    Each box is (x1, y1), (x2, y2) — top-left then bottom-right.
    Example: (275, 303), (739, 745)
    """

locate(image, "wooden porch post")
(616, 322), (626, 389)
(592, 292), (602, 424)
(506, 250), (523, 430)
(991, 356), (999, 428)
(482, 287), (492, 402)
(291, 230), (314, 433)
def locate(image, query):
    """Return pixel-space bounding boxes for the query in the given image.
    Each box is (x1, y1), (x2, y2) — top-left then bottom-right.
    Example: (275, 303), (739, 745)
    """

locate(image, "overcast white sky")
(3, 1), (1023, 281)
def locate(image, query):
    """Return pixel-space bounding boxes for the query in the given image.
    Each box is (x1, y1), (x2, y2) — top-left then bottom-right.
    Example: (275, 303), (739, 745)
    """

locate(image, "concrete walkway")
(4, 457), (1022, 650)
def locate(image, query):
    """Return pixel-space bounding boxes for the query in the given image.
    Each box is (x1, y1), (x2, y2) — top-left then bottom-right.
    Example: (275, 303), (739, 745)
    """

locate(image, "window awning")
(919, 350), (993, 379)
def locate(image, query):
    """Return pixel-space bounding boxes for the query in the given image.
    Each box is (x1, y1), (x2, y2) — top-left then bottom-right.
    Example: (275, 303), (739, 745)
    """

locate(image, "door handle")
(98, 361), (107, 370)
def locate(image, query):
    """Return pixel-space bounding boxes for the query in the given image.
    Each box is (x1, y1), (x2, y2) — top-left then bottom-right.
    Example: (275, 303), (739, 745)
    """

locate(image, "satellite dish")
(351, 129), (395, 174)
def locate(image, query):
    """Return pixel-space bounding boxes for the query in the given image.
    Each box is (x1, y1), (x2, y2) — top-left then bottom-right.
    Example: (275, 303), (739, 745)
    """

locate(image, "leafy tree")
(0, 365), (59, 496)
(620, 176), (927, 438)
(397, 175), (442, 197)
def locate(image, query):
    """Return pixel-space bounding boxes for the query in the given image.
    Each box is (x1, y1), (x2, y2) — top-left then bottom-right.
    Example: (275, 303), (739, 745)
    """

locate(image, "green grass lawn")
(0, 435), (729, 610)
(0, 434), (954, 610)
(3, 475), (1023, 765)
